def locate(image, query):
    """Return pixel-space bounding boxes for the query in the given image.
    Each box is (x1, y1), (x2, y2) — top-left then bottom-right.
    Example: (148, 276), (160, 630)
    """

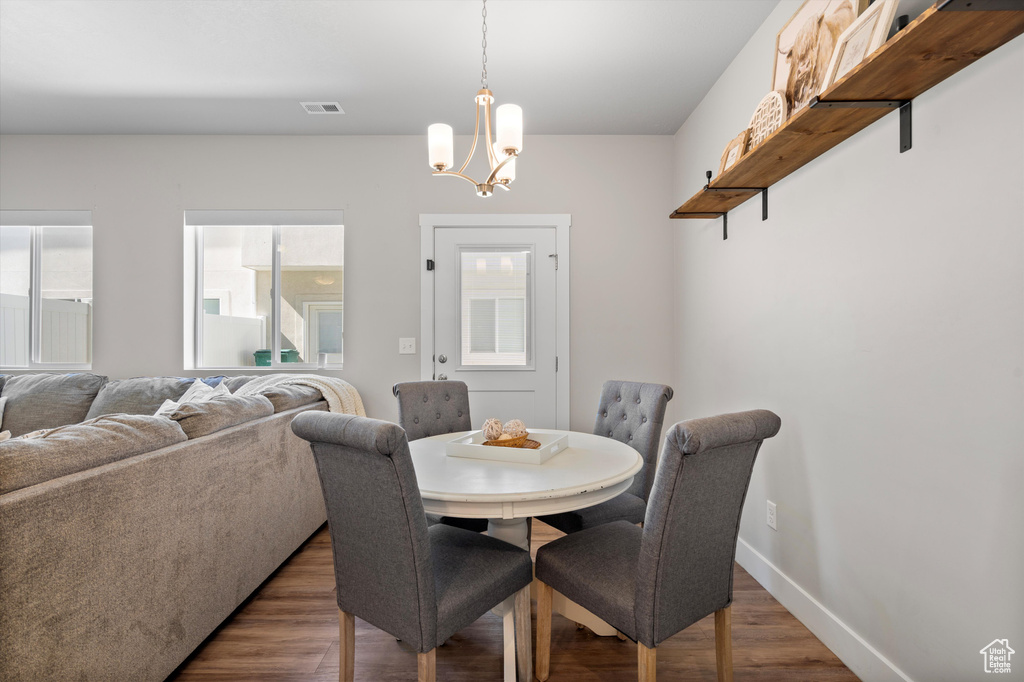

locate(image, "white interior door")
(422, 215), (570, 430)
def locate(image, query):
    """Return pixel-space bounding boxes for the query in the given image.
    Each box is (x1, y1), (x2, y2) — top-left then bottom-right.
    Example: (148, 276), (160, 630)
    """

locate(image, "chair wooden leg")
(638, 642), (656, 682)
(514, 585), (533, 682)
(418, 649), (436, 682)
(338, 609), (355, 682)
(715, 606), (733, 682)
(536, 580), (553, 682)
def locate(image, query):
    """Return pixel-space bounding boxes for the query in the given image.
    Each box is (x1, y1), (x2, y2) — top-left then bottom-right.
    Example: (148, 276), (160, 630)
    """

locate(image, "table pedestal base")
(486, 518), (529, 682)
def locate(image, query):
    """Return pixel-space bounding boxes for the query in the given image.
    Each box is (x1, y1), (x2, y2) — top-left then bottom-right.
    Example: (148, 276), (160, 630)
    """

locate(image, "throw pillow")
(85, 377), (194, 419)
(154, 379), (229, 417)
(221, 375), (258, 393)
(0, 373), (109, 437)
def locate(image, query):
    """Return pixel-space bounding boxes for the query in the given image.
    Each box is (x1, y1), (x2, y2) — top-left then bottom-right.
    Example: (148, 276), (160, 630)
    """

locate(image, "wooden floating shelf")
(671, 1), (1024, 220)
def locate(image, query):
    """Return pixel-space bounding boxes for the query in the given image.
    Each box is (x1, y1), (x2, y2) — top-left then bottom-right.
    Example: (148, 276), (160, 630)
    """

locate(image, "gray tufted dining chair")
(393, 380), (488, 532)
(534, 409), (781, 682)
(539, 380), (673, 534)
(291, 412), (534, 682)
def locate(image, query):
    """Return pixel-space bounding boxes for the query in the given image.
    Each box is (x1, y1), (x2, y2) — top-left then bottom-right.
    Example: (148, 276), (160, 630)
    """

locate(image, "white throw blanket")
(234, 374), (366, 417)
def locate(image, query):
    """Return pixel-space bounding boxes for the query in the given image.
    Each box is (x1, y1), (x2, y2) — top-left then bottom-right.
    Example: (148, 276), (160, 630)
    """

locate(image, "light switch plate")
(399, 338), (416, 355)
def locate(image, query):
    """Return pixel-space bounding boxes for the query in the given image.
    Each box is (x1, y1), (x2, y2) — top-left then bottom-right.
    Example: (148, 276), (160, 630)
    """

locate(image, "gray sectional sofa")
(0, 373), (329, 682)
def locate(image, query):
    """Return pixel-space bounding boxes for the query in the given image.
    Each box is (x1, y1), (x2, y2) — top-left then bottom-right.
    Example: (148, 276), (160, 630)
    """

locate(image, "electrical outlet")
(767, 500), (777, 531)
(399, 338), (416, 355)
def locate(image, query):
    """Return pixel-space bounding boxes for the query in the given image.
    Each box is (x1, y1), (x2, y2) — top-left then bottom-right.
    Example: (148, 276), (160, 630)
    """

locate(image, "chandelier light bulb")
(427, 123), (454, 171)
(495, 104), (523, 155)
(493, 144), (516, 183)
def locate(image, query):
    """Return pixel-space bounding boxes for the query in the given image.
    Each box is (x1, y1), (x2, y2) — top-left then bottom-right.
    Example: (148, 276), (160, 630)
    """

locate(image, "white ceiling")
(0, 0), (777, 135)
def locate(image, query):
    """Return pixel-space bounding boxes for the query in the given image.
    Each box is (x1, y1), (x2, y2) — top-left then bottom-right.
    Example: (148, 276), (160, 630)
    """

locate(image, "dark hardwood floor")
(170, 522), (859, 681)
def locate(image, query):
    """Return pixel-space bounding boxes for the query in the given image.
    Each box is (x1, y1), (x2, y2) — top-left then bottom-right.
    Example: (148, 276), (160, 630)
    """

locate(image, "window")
(0, 211), (93, 369)
(459, 248), (530, 367)
(184, 211), (344, 369)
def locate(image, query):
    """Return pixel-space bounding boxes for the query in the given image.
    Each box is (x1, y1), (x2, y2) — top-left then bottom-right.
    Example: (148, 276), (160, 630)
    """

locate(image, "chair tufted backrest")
(291, 411), (438, 652)
(393, 381), (472, 442)
(633, 409), (781, 647)
(593, 380), (674, 501)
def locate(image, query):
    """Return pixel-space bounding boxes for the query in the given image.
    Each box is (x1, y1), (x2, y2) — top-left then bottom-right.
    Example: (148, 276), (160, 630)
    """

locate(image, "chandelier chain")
(480, 0), (488, 89)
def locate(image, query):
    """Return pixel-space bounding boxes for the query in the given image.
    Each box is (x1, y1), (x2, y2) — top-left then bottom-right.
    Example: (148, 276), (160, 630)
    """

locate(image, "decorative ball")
(502, 419), (527, 438)
(482, 418), (503, 441)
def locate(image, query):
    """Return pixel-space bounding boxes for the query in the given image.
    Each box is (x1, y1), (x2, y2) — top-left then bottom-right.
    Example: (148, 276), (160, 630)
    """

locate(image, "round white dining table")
(409, 428), (642, 682)
(409, 428), (643, 551)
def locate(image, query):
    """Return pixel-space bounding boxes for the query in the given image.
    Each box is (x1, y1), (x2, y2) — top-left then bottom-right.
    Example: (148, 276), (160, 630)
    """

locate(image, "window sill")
(196, 364), (343, 372)
(1, 363), (92, 372)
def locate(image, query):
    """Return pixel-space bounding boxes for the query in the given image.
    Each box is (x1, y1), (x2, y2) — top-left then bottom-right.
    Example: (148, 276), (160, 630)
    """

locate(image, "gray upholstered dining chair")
(539, 380), (673, 534)
(291, 412), (534, 682)
(393, 380), (489, 533)
(534, 409), (781, 682)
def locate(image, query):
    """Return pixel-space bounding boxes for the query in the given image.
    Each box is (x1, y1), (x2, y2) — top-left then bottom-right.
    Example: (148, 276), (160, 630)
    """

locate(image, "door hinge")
(555, 356), (559, 372)
(548, 253), (558, 270)
(426, 259), (434, 271)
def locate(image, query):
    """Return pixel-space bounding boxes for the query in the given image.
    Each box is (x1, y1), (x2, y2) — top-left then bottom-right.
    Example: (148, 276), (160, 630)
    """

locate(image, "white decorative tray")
(445, 431), (569, 465)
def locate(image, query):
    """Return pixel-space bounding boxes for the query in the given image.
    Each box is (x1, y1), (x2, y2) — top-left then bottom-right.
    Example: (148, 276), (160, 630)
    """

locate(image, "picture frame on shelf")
(718, 130), (750, 177)
(748, 90), (787, 151)
(820, 0), (901, 93)
(772, 0), (869, 116)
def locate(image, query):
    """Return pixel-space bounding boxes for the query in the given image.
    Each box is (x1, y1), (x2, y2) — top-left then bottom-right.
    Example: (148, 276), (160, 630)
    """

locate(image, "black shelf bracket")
(809, 96), (913, 153)
(670, 211), (729, 240)
(671, 171), (769, 241)
(703, 185), (769, 221)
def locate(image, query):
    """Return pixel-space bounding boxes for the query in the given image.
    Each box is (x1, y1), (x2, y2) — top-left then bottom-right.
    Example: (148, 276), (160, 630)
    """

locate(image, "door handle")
(438, 354), (448, 363)
(437, 373), (448, 381)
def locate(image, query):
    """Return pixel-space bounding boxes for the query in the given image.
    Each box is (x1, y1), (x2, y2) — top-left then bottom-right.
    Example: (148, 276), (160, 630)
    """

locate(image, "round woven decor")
(748, 90), (787, 151)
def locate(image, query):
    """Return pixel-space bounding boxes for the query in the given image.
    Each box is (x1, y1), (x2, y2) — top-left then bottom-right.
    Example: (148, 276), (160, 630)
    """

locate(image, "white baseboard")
(735, 538), (913, 682)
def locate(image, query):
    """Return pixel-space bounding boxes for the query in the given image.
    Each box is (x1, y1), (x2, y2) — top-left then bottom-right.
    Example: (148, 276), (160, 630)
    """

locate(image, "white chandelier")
(427, 0), (522, 197)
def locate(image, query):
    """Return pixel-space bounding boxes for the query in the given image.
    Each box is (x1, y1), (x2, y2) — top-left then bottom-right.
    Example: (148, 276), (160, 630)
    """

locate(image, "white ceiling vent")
(301, 102), (344, 114)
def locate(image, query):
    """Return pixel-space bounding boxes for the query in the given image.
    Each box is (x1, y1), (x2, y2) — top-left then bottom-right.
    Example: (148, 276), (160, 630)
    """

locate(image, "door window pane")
(469, 299), (496, 352)
(0, 226), (31, 366)
(459, 249), (530, 367)
(315, 309), (344, 354)
(497, 298), (525, 353)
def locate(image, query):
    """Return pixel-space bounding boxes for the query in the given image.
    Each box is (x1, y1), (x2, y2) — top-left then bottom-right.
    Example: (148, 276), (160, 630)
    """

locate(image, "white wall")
(672, 2), (1023, 680)
(0, 134), (676, 426)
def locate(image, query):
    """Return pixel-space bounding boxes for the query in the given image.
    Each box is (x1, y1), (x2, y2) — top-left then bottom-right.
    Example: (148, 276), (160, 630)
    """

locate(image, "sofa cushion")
(261, 385), (323, 413)
(222, 375), (258, 393)
(0, 414), (188, 494)
(166, 394), (274, 439)
(85, 377), (195, 419)
(0, 373), (108, 437)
